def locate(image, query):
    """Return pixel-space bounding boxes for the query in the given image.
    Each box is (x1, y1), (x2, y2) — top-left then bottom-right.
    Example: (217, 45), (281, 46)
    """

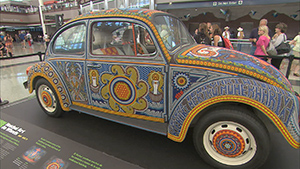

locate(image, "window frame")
(50, 21), (87, 58)
(88, 18), (161, 60)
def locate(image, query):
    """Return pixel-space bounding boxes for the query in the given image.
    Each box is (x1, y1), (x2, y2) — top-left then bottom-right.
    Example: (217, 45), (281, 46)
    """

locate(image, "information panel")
(0, 113), (142, 169)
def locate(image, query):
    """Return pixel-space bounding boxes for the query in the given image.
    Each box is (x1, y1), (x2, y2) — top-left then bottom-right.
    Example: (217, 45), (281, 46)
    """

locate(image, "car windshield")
(154, 15), (193, 51)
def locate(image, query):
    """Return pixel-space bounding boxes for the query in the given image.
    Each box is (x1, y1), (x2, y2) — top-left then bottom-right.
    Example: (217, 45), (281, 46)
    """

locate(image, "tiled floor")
(0, 42), (299, 103)
(0, 42), (45, 103)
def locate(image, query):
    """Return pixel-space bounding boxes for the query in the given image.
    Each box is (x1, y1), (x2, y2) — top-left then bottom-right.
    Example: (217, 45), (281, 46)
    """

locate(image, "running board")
(70, 105), (168, 135)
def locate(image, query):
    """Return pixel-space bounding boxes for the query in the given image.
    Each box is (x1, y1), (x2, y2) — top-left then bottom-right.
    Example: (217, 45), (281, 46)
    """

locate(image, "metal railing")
(1, 43), (299, 79)
(229, 39), (299, 79)
(254, 54), (300, 79)
(0, 52), (45, 61)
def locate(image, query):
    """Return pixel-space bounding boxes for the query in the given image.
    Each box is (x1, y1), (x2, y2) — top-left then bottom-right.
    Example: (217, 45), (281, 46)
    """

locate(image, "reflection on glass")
(154, 15), (193, 50)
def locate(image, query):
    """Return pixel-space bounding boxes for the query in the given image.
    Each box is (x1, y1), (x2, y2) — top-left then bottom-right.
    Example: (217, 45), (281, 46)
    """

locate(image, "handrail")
(255, 54), (300, 79)
(229, 38), (251, 42)
(0, 52), (45, 61)
(1, 51), (298, 79)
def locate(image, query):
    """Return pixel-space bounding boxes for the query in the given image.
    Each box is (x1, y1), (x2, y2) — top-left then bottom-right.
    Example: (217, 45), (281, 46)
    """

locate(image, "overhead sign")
(212, 0), (243, 7)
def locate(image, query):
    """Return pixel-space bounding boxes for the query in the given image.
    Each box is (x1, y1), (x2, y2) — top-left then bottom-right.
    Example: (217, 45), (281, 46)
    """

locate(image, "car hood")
(173, 44), (293, 92)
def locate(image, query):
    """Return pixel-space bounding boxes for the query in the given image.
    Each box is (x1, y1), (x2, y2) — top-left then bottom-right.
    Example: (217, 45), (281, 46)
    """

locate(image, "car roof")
(66, 8), (168, 24)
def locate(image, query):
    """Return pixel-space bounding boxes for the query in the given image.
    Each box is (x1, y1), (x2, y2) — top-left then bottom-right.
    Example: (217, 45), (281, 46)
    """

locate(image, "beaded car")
(24, 8), (300, 169)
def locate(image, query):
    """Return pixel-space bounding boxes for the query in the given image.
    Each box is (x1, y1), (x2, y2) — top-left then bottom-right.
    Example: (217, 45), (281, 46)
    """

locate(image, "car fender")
(167, 77), (300, 149)
(27, 61), (71, 111)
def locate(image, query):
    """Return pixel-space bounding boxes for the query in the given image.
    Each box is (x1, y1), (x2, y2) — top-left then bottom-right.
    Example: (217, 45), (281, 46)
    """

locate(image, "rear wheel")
(193, 107), (270, 169)
(35, 78), (64, 117)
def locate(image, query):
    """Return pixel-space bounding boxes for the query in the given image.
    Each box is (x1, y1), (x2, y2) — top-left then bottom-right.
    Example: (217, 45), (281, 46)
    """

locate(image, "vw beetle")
(24, 9), (300, 169)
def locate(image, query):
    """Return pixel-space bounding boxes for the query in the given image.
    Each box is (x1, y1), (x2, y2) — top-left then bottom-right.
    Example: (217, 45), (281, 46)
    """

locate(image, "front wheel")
(193, 107), (270, 169)
(35, 78), (64, 117)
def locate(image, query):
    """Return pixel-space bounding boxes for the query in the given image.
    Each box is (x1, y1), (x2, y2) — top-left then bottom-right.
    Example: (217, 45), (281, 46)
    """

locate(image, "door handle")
(87, 63), (101, 68)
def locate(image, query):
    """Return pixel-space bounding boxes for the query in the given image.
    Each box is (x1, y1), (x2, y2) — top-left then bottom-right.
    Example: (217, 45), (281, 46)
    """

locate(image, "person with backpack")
(270, 22), (288, 69)
(194, 23), (211, 45)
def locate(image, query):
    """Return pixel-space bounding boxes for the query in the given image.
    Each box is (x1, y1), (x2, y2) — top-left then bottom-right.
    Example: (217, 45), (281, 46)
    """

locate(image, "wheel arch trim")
(167, 95), (300, 149)
(27, 62), (71, 111)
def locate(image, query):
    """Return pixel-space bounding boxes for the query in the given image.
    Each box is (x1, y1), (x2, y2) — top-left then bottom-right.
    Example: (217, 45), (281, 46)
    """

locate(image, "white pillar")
(104, 0), (108, 9)
(38, 0), (46, 36)
(80, 4), (83, 14)
(90, 1), (93, 11)
(125, 0), (129, 8)
(150, 0), (155, 10)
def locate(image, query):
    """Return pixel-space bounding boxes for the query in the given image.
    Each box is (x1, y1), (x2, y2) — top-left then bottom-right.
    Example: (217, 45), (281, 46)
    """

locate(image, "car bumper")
(23, 81), (28, 89)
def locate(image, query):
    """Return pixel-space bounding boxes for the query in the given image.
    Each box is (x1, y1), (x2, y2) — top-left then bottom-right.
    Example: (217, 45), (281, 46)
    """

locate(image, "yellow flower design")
(101, 65), (148, 114)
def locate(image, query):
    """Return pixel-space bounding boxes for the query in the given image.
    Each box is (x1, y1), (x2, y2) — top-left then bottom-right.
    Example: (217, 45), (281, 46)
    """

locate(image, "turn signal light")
(26, 66), (32, 75)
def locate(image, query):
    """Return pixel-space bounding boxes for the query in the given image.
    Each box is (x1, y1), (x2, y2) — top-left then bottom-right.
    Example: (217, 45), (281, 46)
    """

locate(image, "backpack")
(198, 36), (206, 44)
(275, 34), (291, 55)
(195, 33), (211, 45)
(221, 36), (234, 49)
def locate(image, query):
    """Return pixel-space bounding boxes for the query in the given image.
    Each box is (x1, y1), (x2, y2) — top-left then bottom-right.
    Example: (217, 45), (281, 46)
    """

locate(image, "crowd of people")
(0, 31), (50, 58)
(192, 20), (300, 77)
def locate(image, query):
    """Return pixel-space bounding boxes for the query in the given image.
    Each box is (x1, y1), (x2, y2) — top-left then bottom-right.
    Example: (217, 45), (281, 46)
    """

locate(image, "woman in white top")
(212, 24), (223, 47)
(270, 22), (288, 69)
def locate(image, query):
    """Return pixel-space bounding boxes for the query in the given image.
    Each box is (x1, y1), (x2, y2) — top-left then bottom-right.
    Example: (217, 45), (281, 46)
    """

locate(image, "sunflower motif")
(101, 65), (148, 114)
(173, 72), (191, 90)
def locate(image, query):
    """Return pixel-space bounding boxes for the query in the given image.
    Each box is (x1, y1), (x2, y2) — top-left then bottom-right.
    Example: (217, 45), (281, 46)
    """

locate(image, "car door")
(49, 21), (89, 104)
(85, 19), (168, 123)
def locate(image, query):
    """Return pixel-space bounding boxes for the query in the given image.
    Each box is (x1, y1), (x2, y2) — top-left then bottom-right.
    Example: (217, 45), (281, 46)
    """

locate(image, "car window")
(53, 24), (86, 55)
(91, 21), (156, 57)
(154, 15), (193, 51)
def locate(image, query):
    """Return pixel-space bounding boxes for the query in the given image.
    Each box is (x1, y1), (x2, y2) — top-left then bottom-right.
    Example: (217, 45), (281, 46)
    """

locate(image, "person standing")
(254, 25), (270, 57)
(207, 22), (213, 38)
(212, 24), (224, 47)
(4, 33), (13, 57)
(270, 22), (288, 69)
(43, 33), (50, 47)
(0, 40), (5, 57)
(0, 32), (4, 41)
(193, 28), (198, 39)
(194, 23), (211, 45)
(249, 19), (272, 55)
(26, 31), (32, 47)
(237, 27), (244, 51)
(222, 26), (230, 40)
(19, 31), (26, 48)
(14, 34), (20, 43)
(289, 32), (300, 77)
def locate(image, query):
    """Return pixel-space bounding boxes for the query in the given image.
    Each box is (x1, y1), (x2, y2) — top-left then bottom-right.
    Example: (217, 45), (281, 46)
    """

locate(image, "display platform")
(0, 100), (142, 169)
(1, 98), (299, 169)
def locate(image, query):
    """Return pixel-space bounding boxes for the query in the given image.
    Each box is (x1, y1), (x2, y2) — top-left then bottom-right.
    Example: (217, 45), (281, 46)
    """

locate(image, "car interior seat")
(122, 29), (149, 56)
(92, 29), (124, 55)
